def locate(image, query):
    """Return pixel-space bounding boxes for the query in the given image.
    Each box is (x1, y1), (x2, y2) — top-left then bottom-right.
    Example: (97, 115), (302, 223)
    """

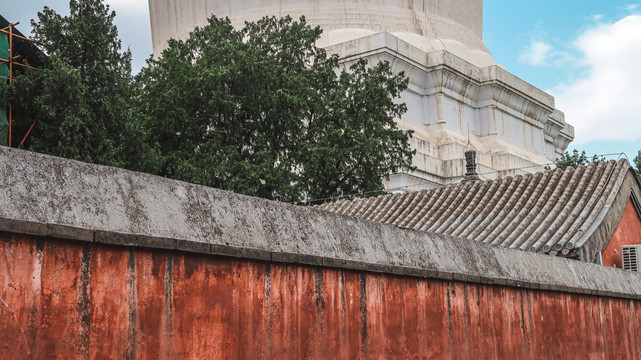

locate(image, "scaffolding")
(0, 21), (37, 147)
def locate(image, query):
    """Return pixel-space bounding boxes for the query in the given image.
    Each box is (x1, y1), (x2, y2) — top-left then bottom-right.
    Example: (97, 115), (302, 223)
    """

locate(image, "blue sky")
(3, 0), (641, 161)
(485, 0), (641, 161)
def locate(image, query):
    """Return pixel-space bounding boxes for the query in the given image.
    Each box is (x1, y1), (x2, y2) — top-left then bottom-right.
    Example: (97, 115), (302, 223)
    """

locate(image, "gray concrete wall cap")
(1, 147), (640, 298)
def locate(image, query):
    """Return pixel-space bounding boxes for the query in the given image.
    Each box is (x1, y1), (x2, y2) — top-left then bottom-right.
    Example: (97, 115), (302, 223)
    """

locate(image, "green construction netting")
(0, 32), (9, 146)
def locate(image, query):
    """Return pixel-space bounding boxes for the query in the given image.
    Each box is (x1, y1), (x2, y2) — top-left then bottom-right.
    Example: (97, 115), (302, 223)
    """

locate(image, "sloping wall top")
(1, 147), (641, 298)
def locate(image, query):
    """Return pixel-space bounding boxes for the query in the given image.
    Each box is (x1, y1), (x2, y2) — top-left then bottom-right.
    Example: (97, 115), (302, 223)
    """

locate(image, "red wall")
(1, 232), (641, 359)
(603, 199), (641, 268)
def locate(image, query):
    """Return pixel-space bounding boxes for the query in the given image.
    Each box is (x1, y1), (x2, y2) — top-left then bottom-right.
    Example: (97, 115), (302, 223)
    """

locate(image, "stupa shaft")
(149, 0), (575, 190)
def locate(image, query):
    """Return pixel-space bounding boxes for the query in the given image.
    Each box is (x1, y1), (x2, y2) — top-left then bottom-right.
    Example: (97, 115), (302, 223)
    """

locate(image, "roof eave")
(576, 166), (641, 263)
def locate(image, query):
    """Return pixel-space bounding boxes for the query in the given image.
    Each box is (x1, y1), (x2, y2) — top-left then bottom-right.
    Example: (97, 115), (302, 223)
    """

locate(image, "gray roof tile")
(315, 160), (635, 256)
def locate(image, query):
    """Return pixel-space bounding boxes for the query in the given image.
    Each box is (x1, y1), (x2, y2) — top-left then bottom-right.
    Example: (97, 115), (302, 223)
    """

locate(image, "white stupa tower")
(148, 0), (574, 190)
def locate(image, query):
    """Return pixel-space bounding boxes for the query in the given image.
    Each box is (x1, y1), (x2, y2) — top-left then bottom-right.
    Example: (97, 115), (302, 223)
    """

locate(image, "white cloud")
(518, 39), (575, 68)
(624, 4), (639, 12)
(590, 14), (604, 22)
(551, 15), (641, 144)
(518, 40), (552, 66)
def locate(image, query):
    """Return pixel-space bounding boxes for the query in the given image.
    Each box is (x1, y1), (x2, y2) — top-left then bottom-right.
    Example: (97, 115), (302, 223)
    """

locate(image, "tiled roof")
(316, 160), (640, 259)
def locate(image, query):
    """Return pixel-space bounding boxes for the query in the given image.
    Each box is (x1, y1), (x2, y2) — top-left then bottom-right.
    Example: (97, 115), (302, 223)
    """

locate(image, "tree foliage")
(135, 16), (415, 203)
(7, 0), (144, 168)
(5, 5), (414, 203)
(554, 149), (604, 170)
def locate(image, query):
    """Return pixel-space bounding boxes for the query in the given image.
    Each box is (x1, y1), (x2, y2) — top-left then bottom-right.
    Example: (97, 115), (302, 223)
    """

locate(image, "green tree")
(554, 149), (604, 170)
(7, 0), (144, 168)
(136, 15), (414, 203)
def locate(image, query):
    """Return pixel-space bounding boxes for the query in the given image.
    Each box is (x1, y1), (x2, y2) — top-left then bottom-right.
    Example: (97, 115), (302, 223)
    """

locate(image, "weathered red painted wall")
(603, 199), (641, 268)
(2, 232), (641, 359)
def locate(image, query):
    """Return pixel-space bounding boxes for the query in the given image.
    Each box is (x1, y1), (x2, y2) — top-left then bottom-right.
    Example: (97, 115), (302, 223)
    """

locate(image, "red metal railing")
(0, 22), (38, 148)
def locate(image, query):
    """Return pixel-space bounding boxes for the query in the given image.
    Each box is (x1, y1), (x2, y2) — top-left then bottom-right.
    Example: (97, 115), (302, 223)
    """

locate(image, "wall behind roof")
(603, 198), (641, 268)
(1, 232), (640, 359)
